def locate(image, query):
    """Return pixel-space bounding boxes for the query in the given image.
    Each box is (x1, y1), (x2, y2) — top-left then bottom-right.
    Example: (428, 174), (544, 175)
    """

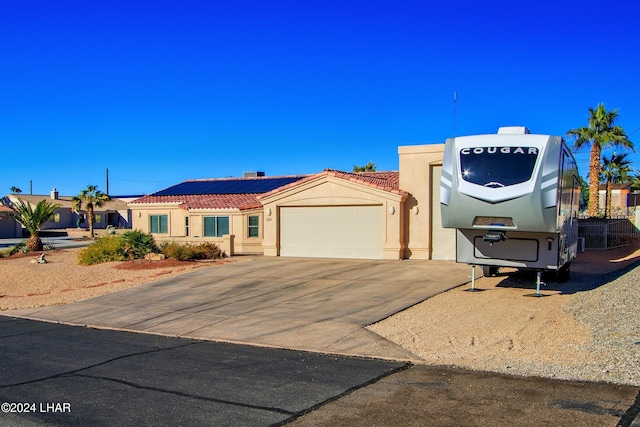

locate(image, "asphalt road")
(1, 317), (638, 426)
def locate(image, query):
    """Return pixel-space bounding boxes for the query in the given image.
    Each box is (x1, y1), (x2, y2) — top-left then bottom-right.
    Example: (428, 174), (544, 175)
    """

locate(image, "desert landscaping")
(1, 243), (639, 387)
(0, 249), (237, 310)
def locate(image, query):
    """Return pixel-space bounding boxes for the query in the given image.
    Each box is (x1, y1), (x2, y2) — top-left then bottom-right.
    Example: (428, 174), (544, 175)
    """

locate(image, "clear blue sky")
(2, 1), (639, 196)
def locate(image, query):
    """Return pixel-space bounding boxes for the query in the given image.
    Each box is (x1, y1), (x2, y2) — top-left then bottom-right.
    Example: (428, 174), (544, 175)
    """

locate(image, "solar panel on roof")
(153, 177), (303, 196)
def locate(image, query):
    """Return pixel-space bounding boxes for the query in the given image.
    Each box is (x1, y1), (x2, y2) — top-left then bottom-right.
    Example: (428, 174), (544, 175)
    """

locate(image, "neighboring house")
(6, 189), (134, 233)
(129, 143), (454, 261)
(598, 183), (636, 215)
(128, 175), (308, 255)
(0, 204), (21, 238)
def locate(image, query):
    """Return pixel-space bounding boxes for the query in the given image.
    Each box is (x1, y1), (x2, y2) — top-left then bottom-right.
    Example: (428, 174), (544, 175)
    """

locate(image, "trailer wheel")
(482, 266), (499, 277)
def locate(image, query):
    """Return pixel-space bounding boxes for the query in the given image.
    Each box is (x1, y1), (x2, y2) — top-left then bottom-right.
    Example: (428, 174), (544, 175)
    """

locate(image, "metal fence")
(578, 218), (640, 250)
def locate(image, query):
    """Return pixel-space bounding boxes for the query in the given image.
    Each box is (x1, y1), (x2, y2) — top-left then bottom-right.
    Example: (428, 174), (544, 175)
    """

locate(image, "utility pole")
(106, 168), (109, 196)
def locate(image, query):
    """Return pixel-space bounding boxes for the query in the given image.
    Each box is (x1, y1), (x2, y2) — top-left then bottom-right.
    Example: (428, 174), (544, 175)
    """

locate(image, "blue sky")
(1, 1), (639, 196)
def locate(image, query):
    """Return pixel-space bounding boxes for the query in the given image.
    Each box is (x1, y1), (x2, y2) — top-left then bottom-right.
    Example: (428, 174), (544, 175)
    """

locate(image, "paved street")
(1, 318), (638, 426)
(2, 255), (639, 425)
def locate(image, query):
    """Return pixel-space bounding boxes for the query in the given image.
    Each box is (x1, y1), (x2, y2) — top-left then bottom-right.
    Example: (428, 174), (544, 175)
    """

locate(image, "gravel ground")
(564, 263), (640, 385)
(0, 249), (230, 310)
(369, 242), (640, 386)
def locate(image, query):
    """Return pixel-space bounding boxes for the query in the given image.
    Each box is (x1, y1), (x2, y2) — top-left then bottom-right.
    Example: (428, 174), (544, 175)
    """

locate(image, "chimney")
(243, 171), (265, 178)
(50, 188), (59, 200)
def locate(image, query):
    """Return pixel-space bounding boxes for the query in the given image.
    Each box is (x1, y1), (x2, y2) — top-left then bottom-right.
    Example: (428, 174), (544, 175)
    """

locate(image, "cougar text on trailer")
(440, 127), (580, 293)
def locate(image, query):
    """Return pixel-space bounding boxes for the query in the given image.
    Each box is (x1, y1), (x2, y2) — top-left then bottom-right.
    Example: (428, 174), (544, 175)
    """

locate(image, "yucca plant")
(6, 199), (61, 252)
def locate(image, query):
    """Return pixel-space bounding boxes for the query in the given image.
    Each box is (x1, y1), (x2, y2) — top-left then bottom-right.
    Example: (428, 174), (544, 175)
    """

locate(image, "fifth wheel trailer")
(440, 126), (580, 283)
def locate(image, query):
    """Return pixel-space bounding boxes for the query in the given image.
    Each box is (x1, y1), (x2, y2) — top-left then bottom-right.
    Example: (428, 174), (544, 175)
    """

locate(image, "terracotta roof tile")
(133, 171), (405, 210)
(131, 194), (262, 211)
(259, 169), (406, 199)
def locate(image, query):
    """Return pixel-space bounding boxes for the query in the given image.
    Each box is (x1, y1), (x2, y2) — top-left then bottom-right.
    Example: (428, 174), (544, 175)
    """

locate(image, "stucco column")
(221, 234), (235, 257)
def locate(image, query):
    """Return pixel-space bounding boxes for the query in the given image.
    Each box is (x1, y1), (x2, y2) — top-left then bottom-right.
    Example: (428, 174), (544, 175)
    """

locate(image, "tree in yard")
(567, 103), (633, 217)
(10, 186), (22, 194)
(629, 172), (640, 191)
(578, 175), (589, 213)
(353, 162), (377, 172)
(72, 185), (110, 238)
(629, 172), (640, 210)
(599, 152), (632, 218)
(6, 199), (61, 251)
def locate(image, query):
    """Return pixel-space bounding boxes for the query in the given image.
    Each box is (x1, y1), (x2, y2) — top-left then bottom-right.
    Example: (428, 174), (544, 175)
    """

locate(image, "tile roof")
(131, 193), (264, 210)
(259, 169), (405, 199)
(0, 205), (14, 213)
(5, 195), (129, 210)
(131, 171), (405, 210)
(131, 175), (309, 210)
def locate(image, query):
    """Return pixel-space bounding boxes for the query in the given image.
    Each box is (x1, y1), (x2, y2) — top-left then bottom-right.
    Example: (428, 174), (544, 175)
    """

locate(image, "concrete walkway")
(5, 257), (472, 361)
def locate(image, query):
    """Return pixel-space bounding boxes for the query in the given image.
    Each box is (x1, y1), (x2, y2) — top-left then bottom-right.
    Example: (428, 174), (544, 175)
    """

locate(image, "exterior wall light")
(413, 206), (419, 215)
(389, 206), (395, 215)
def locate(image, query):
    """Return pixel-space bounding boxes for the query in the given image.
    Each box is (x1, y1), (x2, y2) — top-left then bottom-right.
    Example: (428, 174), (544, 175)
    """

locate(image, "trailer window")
(459, 147), (538, 187)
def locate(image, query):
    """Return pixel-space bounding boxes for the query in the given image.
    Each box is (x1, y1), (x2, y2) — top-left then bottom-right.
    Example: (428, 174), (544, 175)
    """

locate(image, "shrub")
(77, 235), (126, 265)
(159, 241), (187, 260)
(0, 241), (53, 258)
(10, 241), (28, 255)
(77, 231), (158, 265)
(121, 229), (158, 260)
(159, 241), (226, 261)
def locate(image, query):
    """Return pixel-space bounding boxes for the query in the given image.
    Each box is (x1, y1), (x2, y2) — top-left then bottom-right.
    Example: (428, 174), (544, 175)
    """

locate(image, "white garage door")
(280, 206), (383, 259)
(431, 166), (456, 260)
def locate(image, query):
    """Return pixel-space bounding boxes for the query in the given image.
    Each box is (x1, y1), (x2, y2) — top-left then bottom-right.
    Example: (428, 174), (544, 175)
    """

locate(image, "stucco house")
(5, 190), (135, 234)
(128, 174), (308, 255)
(0, 204), (22, 238)
(598, 183), (639, 216)
(129, 143), (455, 260)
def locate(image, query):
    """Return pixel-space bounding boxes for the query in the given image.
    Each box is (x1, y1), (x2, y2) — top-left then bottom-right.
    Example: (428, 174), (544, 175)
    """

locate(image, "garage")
(279, 206), (384, 259)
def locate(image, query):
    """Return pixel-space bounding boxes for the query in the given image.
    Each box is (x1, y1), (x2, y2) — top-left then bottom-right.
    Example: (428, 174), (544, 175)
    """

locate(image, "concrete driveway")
(6, 256), (472, 361)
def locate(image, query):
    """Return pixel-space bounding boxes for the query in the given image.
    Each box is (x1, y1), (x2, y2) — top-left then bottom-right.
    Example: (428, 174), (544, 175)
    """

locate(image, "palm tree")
(9, 186), (22, 194)
(353, 162), (377, 172)
(7, 199), (61, 251)
(567, 104), (633, 217)
(629, 172), (640, 191)
(578, 175), (589, 213)
(600, 153), (632, 218)
(72, 185), (110, 238)
(629, 172), (640, 211)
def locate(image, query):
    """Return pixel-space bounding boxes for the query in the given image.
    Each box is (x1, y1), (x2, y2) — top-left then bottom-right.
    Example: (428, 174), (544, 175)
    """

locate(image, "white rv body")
(440, 127), (580, 280)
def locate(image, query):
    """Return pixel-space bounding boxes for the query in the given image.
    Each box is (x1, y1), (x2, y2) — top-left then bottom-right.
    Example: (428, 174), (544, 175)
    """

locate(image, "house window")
(185, 217), (189, 236)
(248, 216), (259, 237)
(150, 215), (168, 234)
(93, 214), (102, 224)
(51, 213), (61, 223)
(203, 216), (229, 237)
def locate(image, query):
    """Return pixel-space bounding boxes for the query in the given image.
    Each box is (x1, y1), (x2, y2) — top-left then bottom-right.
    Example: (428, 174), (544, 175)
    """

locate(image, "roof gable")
(259, 169), (405, 200)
